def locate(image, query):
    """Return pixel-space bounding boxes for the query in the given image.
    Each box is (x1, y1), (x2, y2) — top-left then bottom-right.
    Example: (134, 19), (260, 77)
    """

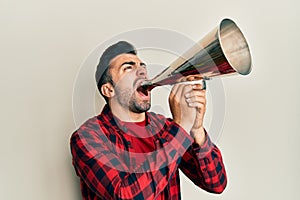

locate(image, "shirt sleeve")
(178, 130), (227, 193)
(70, 120), (193, 200)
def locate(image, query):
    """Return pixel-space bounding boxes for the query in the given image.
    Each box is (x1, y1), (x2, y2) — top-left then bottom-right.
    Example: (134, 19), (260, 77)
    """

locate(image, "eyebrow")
(121, 61), (147, 67)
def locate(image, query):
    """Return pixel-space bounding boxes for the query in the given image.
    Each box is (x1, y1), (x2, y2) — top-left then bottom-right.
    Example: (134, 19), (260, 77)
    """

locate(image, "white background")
(1, 0), (299, 199)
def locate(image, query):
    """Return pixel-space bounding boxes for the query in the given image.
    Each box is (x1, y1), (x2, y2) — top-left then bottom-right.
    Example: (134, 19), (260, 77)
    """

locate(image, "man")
(70, 41), (227, 199)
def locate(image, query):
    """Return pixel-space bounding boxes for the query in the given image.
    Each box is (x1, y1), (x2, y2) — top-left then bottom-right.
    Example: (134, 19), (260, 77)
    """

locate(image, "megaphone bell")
(141, 18), (252, 91)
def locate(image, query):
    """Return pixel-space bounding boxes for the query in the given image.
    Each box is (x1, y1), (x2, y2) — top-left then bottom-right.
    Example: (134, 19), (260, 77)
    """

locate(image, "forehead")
(109, 53), (142, 68)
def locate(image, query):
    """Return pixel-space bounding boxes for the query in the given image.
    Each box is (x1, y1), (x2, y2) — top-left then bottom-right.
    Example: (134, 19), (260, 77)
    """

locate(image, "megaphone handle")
(202, 79), (207, 90)
(202, 77), (211, 90)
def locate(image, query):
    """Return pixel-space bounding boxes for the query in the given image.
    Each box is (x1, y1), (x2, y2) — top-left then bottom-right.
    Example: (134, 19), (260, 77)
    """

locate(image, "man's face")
(109, 53), (151, 113)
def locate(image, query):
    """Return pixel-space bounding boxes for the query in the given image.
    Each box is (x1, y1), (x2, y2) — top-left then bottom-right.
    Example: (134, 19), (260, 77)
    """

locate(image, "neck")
(109, 102), (146, 122)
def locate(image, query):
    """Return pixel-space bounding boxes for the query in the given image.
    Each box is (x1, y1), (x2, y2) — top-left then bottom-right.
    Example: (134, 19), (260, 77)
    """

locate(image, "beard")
(114, 87), (151, 113)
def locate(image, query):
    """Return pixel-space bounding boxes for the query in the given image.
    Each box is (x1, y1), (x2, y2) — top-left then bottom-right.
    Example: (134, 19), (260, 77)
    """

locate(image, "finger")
(186, 75), (195, 81)
(185, 90), (206, 99)
(186, 74), (202, 81)
(170, 81), (188, 103)
(186, 96), (206, 105)
(191, 84), (205, 90)
(181, 84), (194, 101)
(170, 77), (182, 99)
(176, 76), (189, 83)
(187, 102), (206, 109)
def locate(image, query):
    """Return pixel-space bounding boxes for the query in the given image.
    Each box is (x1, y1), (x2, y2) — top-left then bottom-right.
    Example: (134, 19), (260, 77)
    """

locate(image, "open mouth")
(136, 80), (150, 97)
(136, 85), (149, 97)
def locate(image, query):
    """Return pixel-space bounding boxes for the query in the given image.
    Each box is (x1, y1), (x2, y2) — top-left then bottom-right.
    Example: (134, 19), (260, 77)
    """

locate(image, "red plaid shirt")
(70, 105), (227, 200)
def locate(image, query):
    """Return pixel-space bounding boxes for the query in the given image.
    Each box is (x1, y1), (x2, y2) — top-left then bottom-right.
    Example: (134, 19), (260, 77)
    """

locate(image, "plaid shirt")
(70, 105), (227, 200)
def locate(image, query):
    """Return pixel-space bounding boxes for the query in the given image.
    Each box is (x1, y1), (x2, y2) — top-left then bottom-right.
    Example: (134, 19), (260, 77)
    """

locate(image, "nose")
(136, 66), (147, 78)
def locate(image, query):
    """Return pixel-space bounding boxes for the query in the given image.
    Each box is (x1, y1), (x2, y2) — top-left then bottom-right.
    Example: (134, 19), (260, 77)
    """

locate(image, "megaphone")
(141, 18), (252, 90)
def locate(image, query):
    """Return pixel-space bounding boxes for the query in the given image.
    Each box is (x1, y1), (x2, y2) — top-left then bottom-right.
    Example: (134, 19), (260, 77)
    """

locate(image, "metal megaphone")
(141, 18), (252, 90)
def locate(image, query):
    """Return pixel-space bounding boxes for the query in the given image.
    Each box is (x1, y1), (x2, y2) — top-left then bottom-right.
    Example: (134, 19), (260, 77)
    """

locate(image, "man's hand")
(169, 76), (207, 145)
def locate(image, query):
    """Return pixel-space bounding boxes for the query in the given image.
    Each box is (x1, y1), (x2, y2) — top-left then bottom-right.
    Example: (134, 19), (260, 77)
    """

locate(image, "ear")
(101, 83), (115, 98)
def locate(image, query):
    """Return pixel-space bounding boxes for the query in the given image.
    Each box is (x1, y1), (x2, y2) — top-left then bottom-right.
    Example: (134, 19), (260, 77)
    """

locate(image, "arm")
(70, 118), (193, 200)
(169, 75), (227, 193)
(179, 130), (227, 193)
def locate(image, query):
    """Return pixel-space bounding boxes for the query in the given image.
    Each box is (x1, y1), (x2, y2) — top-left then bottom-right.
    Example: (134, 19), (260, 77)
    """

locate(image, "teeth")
(141, 80), (151, 86)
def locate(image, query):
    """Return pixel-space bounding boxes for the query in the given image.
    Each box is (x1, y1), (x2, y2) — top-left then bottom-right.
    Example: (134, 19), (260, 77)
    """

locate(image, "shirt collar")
(99, 104), (156, 132)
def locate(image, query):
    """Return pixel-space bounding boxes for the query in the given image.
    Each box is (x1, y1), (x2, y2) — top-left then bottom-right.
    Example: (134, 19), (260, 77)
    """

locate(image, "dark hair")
(95, 41), (137, 102)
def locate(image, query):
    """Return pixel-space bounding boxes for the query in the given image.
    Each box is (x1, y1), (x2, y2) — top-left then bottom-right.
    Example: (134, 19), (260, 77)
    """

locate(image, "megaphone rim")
(218, 18), (252, 76)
